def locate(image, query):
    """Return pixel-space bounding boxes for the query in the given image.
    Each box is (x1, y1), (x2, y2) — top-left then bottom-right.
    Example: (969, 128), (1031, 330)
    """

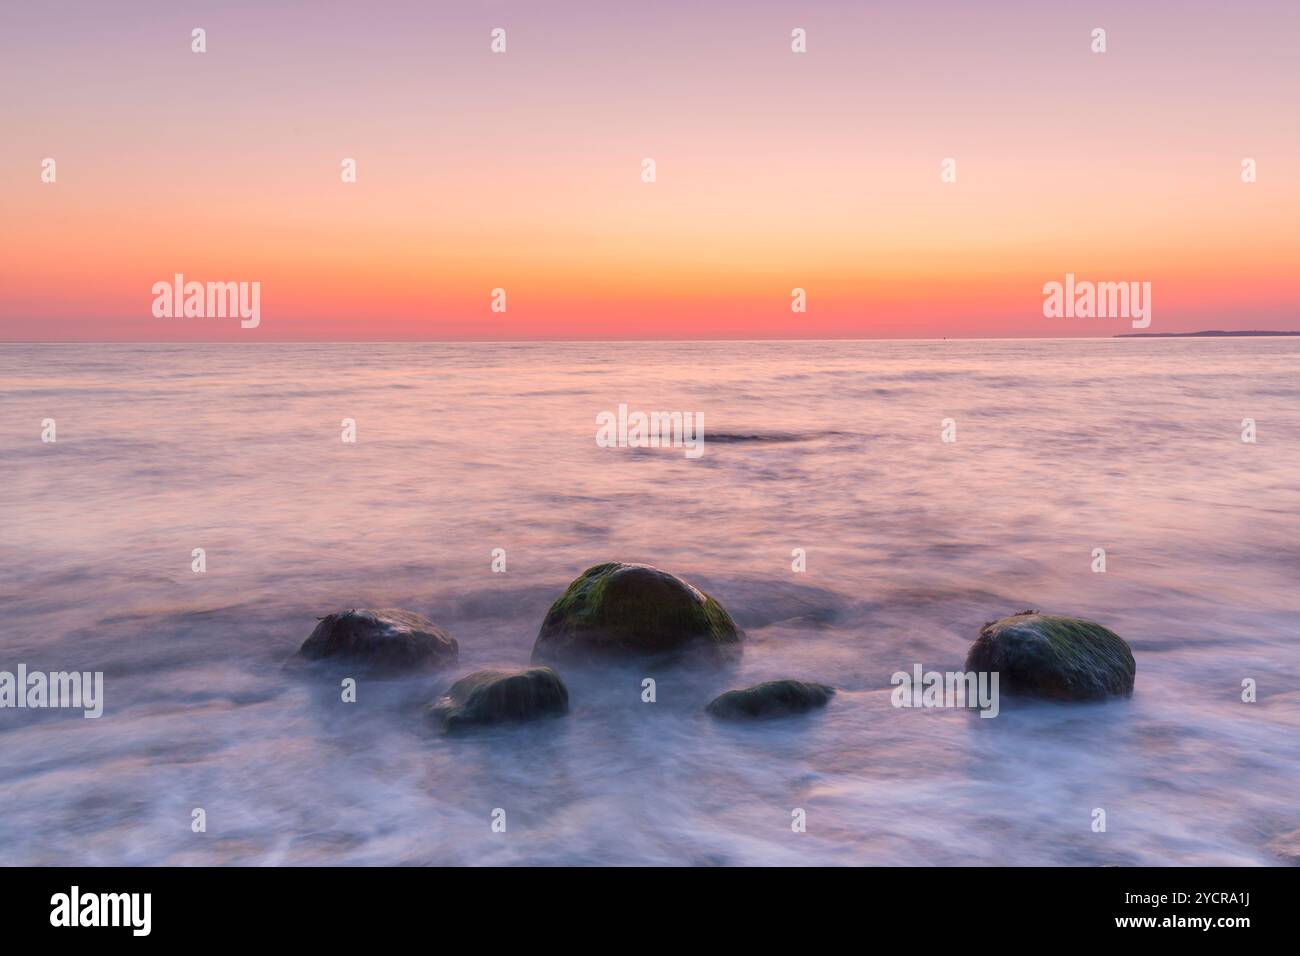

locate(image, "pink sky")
(2, 0), (1298, 340)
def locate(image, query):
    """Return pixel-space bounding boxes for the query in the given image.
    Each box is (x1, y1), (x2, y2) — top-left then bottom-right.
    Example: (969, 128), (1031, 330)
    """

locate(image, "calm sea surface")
(1, 339), (1298, 865)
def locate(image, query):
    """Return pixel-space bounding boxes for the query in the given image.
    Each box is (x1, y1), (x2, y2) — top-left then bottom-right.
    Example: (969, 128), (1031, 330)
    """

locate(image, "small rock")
(298, 608), (457, 673)
(707, 679), (835, 719)
(429, 666), (569, 730)
(964, 611), (1135, 701)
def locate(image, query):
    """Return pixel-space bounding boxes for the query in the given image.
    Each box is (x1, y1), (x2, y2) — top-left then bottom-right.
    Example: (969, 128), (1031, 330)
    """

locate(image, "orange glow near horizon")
(3, 1), (1298, 340)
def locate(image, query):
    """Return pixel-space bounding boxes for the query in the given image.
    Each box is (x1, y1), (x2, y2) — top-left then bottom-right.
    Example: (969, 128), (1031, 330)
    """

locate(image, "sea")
(1, 339), (1297, 865)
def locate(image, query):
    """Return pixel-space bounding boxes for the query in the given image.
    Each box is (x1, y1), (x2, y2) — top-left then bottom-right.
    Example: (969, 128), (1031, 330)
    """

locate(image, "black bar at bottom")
(0, 866), (1281, 942)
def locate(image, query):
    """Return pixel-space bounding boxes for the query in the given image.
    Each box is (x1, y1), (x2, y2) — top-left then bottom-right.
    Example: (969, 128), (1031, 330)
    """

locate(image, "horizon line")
(4, 333), (1298, 346)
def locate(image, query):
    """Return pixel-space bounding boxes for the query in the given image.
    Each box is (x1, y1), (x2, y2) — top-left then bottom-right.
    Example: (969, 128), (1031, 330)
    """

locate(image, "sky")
(2, 0), (1298, 340)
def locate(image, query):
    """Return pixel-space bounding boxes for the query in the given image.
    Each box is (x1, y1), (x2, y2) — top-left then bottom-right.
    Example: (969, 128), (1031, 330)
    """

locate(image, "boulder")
(298, 608), (457, 673)
(429, 666), (569, 730)
(964, 610), (1135, 701)
(531, 563), (742, 664)
(707, 679), (835, 719)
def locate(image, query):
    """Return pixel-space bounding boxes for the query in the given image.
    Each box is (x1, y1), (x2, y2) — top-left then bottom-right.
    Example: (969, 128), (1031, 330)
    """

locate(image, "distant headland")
(1115, 330), (1300, 338)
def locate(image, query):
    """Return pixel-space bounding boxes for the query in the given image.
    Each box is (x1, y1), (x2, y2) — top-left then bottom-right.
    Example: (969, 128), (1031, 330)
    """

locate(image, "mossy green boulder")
(707, 679), (835, 719)
(531, 563), (743, 664)
(429, 666), (569, 730)
(299, 608), (458, 673)
(964, 610), (1135, 701)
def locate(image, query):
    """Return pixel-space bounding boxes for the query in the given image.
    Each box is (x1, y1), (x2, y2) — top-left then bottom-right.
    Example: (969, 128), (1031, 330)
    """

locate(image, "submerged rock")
(531, 563), (743, 664)
(298, 608), (458, 673)
(707, 679), (835, 719)
(964, 610), (1135, 701)
(429, 666), (569, 730)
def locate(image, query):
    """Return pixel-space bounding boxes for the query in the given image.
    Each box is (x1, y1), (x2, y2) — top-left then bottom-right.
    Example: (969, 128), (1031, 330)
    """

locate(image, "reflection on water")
(1, 339), (1298, 865)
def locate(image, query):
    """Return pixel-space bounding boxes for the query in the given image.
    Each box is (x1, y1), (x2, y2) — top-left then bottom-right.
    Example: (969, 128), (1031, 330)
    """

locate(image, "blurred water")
(1, 339), (1298, 865)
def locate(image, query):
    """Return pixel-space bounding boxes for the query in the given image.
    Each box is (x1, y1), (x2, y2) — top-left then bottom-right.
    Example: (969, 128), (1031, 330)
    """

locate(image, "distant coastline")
(1116, 330), (1300, 338)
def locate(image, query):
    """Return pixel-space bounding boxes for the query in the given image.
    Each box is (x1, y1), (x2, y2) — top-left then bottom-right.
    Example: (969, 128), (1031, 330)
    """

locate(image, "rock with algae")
(531, 563), (743, 664)
(964, 610), (1135, 701)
